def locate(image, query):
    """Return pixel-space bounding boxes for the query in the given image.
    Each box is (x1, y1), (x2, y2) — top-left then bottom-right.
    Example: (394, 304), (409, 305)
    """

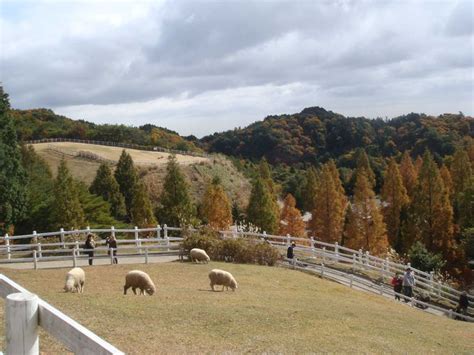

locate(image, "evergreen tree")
(201, 177), (232, 230)
(130, 181), (157, 227)
(16, 145), (55, 234)
(258, 158), (280, 218)
(302, 167), (318, 212)
(413, 151), (454, 258)
(344, 170), (388, 255)
(458, 176), (474, 229)
(157, 155), (195, 227)
(399, 151), (418, 200)
(114, 150), (138, 218)
(0, 88), (27, 235)
(381, 158), (409, 250)
(279, 193), (305, 237)
(90, 163), (126, 220)
(51, 160), (85, 229)
(309, 162), (347, 243)
(247, 178), (278, 234)
(76, 182), (123, 228)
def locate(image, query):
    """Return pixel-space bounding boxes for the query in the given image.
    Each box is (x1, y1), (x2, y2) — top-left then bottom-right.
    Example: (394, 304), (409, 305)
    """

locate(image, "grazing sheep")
(190, 248), (210, 263)
(64, 267), (85, 293)
(209, 269), (238, 292)
(124, 270), (156, 295)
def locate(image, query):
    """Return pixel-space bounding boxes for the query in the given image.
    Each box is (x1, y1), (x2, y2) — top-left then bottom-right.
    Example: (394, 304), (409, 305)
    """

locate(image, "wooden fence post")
(310, 237), (315, 257)
(365, 251), (370, 269)
(5, 233), (11, 260)
(429, 271), (435, 293)
(145, 248), (149, 264)
(322, 247), (326, 264)
(321, 263), (325, 277)
(358, 249), (363, 265)
(134, 226), (141, 254)
(6, 292), (39, 355)
(286, 234), (291, 246)
(352, 253), (356, 271)
(335, 242), (339, 261)
(73, 248), (77, 267)
(38, 242), (42, 259)
(156, 225), (161, 239)
(164, 224), (168, 239)
(33, 250), (38, 270)
(60, 228), (65, 248)
(110, 249), (114, 265)
(111, 226), (115, 239)
(350, 273), (354, 288)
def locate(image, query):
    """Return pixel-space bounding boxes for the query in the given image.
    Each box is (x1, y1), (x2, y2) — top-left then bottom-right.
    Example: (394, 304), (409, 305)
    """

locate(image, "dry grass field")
(32, 142), (251, 205)
(0, 262), (473, 354)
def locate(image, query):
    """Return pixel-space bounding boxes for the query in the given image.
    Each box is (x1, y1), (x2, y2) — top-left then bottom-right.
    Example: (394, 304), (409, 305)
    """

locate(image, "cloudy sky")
(1, 0), (473, 137)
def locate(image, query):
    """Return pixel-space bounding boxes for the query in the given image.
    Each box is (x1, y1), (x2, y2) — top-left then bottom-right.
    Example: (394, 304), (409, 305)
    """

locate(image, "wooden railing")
(0, 226), (472, 321)
(0, 274), (124, 354)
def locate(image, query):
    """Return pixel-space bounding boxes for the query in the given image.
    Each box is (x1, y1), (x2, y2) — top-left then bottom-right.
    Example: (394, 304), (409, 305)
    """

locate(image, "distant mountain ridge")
(200, 107), (473, 165)
(10, 107), (473, 167)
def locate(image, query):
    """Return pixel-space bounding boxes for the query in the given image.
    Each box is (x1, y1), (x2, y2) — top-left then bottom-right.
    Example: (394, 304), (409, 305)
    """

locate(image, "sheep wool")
(190, 248), (210, 263)
(64, 267), (85, 293)
(209, 269), (238, 292)
(124, 270), (156, 295)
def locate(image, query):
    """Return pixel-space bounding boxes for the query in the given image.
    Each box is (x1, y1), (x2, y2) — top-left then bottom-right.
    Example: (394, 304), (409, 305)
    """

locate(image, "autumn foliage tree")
(309, 162), (347, 243)
(201, 177), (232, 230)
(344, 170), (388, 255)
(399, 151), (418, 200)
(413, 151), (454, 259)
(279, 194), (305, 237)
(381, 158), (409, 250)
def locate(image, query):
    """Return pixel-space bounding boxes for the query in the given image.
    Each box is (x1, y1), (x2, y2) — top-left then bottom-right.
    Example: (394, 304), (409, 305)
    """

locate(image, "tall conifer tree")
(381, 158), (409, 249)
(450, 148), (472, 225)
(309, 162), (347, 243)
(279, 194), (305, 237)
(247, 178), (278, 234)
(399, 151), (418, 200)
(201, 177), (232, 230)
(51, 161), (85, 229)
(157, 155), (195, 226)
(0, 88), (27, 235)
(413, 151), (454, 258)
(302, 167), (319, 212)
(114, 150), (138, 218)
(90, 163), (126, 220)
(344, 170), (388, 255)
(130, 181), (157, 227)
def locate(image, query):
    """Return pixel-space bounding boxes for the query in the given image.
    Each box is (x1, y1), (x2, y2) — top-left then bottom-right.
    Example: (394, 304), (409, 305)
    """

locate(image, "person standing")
(84, 234), (96, 266)
(391, 273), (403, 300)
(457, 291), (470, 316)
(287, 241), (296, 259)
(402, 268), (415, 302)
(106, 234), (118, 264)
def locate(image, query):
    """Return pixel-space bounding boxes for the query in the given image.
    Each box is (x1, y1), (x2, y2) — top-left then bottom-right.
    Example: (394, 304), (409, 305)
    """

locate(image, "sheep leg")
(124, 285), (129, 295)
(132, 287), (137, 295)
(210, 283), (215, 291)
(80, 281), (84, 293)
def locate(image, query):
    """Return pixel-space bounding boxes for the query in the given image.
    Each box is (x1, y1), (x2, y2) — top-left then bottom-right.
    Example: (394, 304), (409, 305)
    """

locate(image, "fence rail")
(0, 274), (123, 354)
(25, 138), (209, 158)
(1, 226), (472, 321)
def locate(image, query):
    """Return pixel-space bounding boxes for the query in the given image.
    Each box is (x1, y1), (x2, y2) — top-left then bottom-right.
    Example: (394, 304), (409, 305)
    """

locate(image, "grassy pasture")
(0, 262), (473, 354)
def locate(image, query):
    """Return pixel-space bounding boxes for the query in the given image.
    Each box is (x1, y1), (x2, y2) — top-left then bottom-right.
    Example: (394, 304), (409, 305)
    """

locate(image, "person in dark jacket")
(391, 273), (403, 300)
(84, 234), (96, 266)
(287, 242), (296, 259)
(457, 291), (470, 315)
(105, 234), (118, 264)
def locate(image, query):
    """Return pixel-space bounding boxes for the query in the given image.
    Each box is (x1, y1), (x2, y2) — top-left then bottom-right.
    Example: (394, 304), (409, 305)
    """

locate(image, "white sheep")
(190, 248), (210, 263)
(64, 267), (85, 293)
(124, 270), (156, 295)
(209, 269), (238, 292)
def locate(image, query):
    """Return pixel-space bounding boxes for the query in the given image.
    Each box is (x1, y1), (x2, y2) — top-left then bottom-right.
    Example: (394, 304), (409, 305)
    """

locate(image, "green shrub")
(408, 242), (445, 272)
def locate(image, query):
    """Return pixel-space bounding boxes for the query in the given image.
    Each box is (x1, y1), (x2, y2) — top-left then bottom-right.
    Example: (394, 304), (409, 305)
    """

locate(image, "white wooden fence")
(0, 225), (472, 321)
(0, 274), (124, 354)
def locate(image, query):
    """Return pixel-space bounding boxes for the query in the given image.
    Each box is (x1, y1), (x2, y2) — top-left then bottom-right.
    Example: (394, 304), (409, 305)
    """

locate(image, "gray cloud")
(1, 0), (472, 136)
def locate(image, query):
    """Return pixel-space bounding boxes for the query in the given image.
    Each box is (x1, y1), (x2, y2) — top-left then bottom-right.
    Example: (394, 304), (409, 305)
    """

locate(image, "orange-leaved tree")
(279, 193), (305, 237)
(201, 177), (232, 230)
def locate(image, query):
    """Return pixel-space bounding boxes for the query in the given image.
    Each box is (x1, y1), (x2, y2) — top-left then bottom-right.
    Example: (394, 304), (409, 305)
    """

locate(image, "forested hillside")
(200, 107), (473, 165)
(10, 109), (200, 153)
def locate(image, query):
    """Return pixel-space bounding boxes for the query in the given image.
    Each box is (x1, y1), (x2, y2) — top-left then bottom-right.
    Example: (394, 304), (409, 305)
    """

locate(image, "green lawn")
(0, 262), (473, 354)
